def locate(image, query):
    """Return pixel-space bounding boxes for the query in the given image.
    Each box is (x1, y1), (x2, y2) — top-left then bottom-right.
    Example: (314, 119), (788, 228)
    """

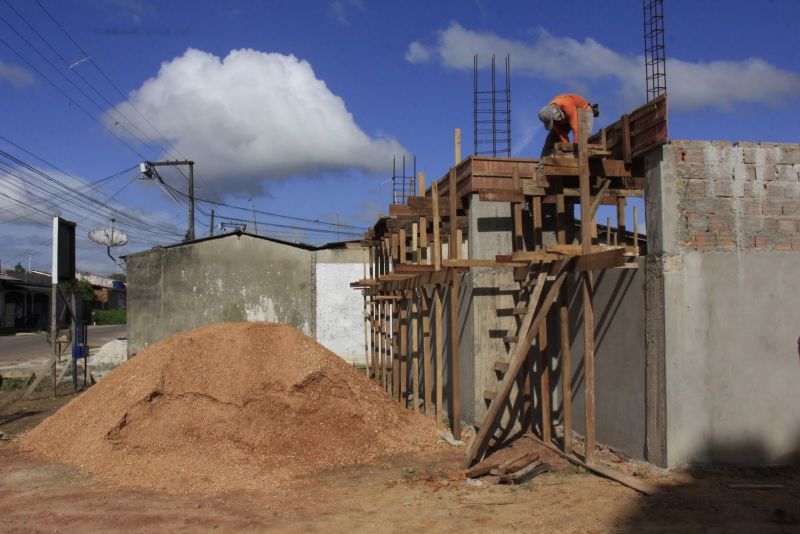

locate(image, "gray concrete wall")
(563, 259), (648, 460)
(127, 234), (314, 356)
(649, 141), (800, 466)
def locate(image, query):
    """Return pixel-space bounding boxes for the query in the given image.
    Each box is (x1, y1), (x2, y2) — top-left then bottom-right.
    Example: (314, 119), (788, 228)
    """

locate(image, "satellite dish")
(88, 227), (128, 247)
(88, 221), (128, 266)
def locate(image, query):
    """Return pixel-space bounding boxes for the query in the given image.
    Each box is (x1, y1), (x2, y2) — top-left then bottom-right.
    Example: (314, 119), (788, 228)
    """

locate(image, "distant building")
(0, 270), (50, 333)
(124, 232), (365, 364)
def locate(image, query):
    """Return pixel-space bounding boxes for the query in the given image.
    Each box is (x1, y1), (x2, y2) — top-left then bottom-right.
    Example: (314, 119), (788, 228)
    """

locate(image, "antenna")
(644, 0), (667, 101)
(88, 218), (128, 265)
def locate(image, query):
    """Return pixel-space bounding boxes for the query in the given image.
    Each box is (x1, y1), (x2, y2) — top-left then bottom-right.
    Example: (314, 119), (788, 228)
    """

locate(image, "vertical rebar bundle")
(643, 0), (667, 102)
(391, 155), (416, 205)
(473, 54), (511, 157)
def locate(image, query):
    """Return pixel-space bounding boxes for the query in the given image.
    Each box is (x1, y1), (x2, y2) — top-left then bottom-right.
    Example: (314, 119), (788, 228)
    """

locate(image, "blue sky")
(1, 0), (798, 274)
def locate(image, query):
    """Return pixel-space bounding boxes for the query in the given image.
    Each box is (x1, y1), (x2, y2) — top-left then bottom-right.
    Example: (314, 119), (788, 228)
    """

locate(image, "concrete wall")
(564, 259), (647, 460)
(647, 141), (800, 466)
(314, 247), (365, 363)
(127, 234), (314, 356)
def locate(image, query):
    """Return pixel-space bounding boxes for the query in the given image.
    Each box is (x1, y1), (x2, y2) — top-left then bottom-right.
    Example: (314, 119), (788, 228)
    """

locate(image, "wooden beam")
(588, 179), (612, 222)
(392, 297), (400, 400)
(454, 128), (461, 165)
(422, 291), (433, 418)
(578, 108), (596, 465)
(571, 249), (626, 272)
(465, 267), (567, 466)
(442, 258), (527, 268)
(399, 295), (408, 406)
(560, 282), (572, 455)
(449, 168), (458, 260)
(528, 435), (658, 496)
(434, 285), (444, 425)
(432, 182), (442, 270)
(617, 197), (627, 246)
(411, 294), (420, 412)
(512, 166), (523, 251)
(450, 269), (461, 439)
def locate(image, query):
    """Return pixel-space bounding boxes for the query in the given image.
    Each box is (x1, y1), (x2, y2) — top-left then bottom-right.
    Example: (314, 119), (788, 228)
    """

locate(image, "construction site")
(1, 1), (799, 532)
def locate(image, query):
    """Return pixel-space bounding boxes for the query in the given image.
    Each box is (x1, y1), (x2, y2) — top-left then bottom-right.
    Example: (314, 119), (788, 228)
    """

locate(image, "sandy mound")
(22, 323), (437, 494)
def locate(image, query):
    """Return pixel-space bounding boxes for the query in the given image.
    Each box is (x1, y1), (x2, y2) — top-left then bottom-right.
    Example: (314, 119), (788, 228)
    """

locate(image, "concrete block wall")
(645, 141), (800, 467)
(672, 141), (800, 251)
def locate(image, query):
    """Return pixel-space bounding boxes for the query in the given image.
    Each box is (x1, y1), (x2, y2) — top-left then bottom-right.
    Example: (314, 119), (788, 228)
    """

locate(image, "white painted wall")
(315, 262), (365, 364)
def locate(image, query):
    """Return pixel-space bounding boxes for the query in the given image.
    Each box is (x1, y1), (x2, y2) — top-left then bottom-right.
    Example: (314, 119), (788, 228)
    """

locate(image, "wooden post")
(617, 198), (627, 246)
(532, 194), (550, 440)
(419, 171), (428, 265)
(422, 291), (433, 418)
(454, 128), (461, 165)
(449, 168), (458, 260)
(382, 300), (389, 390)
(560, 283), (572, 454)
(512, 165), (523, 251)
(378, 300), (385, 388)
(411, 292), (420, 412)
(434, 285), (444, 425)
(399, 228), (407, 265)
(633, 204), (640, 254)
(556, 186), (572, 454)
(399, 292), (408, 406)
(432, 182), (442, 270)
(606, 216), (612, 245)
(371, 297), (378, 381)
(578, 108), (596, 465)
(449, 269), (461, 438)
(393, 296), (400, 400)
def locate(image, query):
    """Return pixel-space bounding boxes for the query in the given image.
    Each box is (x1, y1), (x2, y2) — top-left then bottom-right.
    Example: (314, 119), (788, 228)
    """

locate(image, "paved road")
(0, 325), (126, 366)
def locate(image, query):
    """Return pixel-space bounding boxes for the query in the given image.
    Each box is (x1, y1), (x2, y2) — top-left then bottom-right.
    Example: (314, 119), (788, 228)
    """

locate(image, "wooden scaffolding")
(352, 95), (667, 491)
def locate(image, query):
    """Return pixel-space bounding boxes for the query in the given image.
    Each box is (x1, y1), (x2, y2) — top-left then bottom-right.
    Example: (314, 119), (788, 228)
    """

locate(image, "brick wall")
(671, 140), (800, 251)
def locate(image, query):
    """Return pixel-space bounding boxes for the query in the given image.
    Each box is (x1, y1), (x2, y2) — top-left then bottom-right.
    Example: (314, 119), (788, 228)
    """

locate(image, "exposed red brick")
(777, 219), (797, 234)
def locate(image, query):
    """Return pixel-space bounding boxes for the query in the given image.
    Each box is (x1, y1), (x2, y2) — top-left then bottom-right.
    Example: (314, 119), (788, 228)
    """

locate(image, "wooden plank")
(392, 297), (400, 400)
(399, 295), (408, 406)
(449, 269), (461, 439)
(579, 108), (597, 466)
(479, 189), (526, 203)
(432, 182), (442, 270)
(393, 264), (436, 274)
(434, 285), (444, 425)
(382, 300), (390, 392)
(399, 228), (407, 265)
(621, 114), (632, 164)
(449, 168), (458, 260)
(617, 197), (627, 247)
(560, 282), (572, 455)
(539, 305), (551, 443)
(454, 127), (461, 164)
(528, 435), (658, 496)
(465, 267), (567, 466)
(412, 295), (420, 412)
(512, 166), (523, 252)
(483, 389), (497, 401)
(588, 179), (612, 222)
(422, 291), (433, 418)
(442, 258), (527, 268)
(411, 223), (418, 263)
(494, 360), (509, 373)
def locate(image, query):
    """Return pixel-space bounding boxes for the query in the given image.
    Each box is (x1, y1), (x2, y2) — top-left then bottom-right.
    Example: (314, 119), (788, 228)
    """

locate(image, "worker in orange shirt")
(538, 94), (600, 157)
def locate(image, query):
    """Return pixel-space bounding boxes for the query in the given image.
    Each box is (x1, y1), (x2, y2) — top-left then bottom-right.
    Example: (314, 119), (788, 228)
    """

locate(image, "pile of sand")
(22, 323), (437, 494)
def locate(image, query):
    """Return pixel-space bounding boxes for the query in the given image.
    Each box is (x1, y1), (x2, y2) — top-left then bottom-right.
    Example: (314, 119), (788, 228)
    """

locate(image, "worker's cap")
(538, 104), (563, 131)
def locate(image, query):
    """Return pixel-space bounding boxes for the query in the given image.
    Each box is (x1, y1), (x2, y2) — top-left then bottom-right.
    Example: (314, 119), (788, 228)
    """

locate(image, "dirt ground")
(2, 388), (798, 533)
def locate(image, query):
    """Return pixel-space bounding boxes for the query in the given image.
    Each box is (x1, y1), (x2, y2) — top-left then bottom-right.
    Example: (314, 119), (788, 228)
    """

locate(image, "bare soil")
(2, 323), (798, 533)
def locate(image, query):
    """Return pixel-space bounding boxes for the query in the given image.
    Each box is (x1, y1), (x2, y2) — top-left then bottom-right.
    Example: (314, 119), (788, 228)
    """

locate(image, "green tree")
(13, 262), (25, 272)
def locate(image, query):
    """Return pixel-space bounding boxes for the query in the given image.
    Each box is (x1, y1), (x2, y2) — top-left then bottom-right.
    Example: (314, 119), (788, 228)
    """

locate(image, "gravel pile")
(22, 323), (437, 494)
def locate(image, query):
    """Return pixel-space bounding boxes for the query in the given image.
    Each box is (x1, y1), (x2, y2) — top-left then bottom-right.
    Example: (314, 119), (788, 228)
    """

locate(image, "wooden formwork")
(352, 96), (666, 493)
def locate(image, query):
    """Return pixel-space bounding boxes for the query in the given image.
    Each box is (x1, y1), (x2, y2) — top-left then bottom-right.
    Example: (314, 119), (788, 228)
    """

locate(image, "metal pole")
(188, 162), (195, 241)
(210, 209), (215, 236)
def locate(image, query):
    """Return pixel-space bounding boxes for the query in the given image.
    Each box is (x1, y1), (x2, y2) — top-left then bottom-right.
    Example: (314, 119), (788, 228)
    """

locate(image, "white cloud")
(328, 0), (364, 27)
(0, 60), (34, 88)
(405, 41), (431, 64)
(407, 23), (800, 110)
(108, 48), (407, 194)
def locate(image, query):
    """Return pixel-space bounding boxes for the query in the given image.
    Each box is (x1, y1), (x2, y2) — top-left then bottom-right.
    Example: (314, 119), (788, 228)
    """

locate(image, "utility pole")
(210, 209), (215, 236)
(140, 160), (196, 241)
